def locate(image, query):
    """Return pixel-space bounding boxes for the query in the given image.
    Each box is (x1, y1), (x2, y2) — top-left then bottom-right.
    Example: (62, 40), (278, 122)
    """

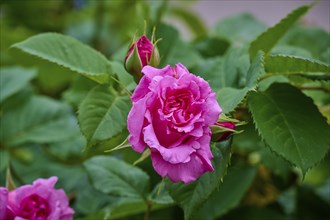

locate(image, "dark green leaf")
(248, 83), (330, 174)
(78, 85), (131, 148)
(12, 33), (113, 84)
(194, 36), (230, 58)
(194, 166), (257, 220)
(166, 139), (232, 220)
(84, 156), (149, 198)
(249, 4), (313, 60)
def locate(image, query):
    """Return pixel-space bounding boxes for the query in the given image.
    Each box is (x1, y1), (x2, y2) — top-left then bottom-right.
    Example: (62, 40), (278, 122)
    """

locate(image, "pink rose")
(0, 177), (74, 220)
(127, 63), (222, 183)
(124, 35), (160, 82)
(0, 187), (8, 220)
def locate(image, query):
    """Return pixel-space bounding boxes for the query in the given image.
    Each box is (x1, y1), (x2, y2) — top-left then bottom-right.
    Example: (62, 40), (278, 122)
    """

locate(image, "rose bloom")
(0, 177), (74, 220)
(127, 63), (222, 183)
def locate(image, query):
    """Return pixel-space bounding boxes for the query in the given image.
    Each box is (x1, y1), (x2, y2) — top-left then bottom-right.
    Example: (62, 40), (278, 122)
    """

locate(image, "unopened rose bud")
(211, 121), (236, 142)
(124, 35), (160, 83)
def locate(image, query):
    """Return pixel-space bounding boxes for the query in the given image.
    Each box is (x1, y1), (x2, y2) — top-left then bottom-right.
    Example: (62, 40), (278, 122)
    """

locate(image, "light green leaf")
(279, 25), (330, 62)
(0, 96), (77, 146)
(193, 166), (257, 220)
(109, 61), (136, 91)
(168, 6), (207, 38)
(248, 83), (330, 174)
(84, 156), (149, 198)
(133, 149), (151, 166)
(265, 55), (330, 74)
(217, 87), (249, 114)
(166, 139), (232, 220)
(217, 51), (265, 113)
(0, 66), (36, 104)
(12, 33), (113, 84)
(249, 4), (313, 60)
(78, 85), (131, 148)
(213, 13), (266, 45)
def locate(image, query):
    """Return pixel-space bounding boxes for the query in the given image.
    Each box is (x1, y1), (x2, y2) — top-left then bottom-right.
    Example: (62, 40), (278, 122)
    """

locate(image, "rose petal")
(151, 151), (214, 184)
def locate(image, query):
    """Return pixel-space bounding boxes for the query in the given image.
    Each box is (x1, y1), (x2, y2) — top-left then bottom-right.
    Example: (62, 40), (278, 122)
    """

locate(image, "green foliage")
(78, 85), (131, 148)
(249, 4), (313, 60)
(0, 66), (36, 104)
(248, 84), (330, 174)
(12, 33), (113, 84)
(213, 13), (266, 44)
(217, 51), (265, 113)
(265, 55), (330, 74)
(1, 2), (329, 220)
(194, 166), (257, 219)
(166, 140), (232, 220)
(84, 156), (149, 198)
(1, 95), (76, 146)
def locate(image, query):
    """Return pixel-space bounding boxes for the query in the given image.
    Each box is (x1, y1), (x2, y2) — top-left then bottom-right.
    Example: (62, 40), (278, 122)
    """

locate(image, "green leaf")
(166, 139), (232, 220)
(78, 85), (131, 148)
(213, 13), (266, 44)
(248, 83), (330, 174)
(249, 4), (313, 60)
(279, 25), (330, 62)
(217, 87), (249, 114)
(0, 96), (77, 146)
(217, 51), (265, 113)
(149, 181), (174, 205)
(193, 166), (257, 220)
(265, 55), (330, 74)
(84, 156), (149, 198)
(168, 6), (207, 38)
(194, 36), (230, 58)
(193, 47), (249, 91)
(63, 75), (98, 108)
(109, 61), (136, 91)
(12, 33), (113, 84)
(0, 66), (36, 104)
(156, 24), (201, 69)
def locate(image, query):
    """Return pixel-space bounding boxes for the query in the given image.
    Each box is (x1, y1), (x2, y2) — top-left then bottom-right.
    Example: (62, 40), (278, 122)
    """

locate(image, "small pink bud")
(211, 121), (236, 142)
(124, 35), (160, 83)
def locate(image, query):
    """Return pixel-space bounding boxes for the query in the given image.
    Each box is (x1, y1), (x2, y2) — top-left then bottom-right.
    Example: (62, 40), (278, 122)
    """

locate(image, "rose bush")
(0, 177), (74, 220)
(127, 63), (222, 183)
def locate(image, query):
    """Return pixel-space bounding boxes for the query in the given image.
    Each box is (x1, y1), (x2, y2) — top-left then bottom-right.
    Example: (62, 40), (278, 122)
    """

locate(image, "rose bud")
(211, 121), (236, 142)
(124, 35), (160, 83)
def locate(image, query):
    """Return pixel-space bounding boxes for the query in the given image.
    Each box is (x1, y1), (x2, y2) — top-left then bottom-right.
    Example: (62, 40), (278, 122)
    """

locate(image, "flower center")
(163, 90), (193, 124)
(19, 194), (50, 220)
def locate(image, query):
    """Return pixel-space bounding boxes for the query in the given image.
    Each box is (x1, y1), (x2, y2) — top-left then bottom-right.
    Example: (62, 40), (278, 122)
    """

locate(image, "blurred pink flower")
(0, 177), (74, 220)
